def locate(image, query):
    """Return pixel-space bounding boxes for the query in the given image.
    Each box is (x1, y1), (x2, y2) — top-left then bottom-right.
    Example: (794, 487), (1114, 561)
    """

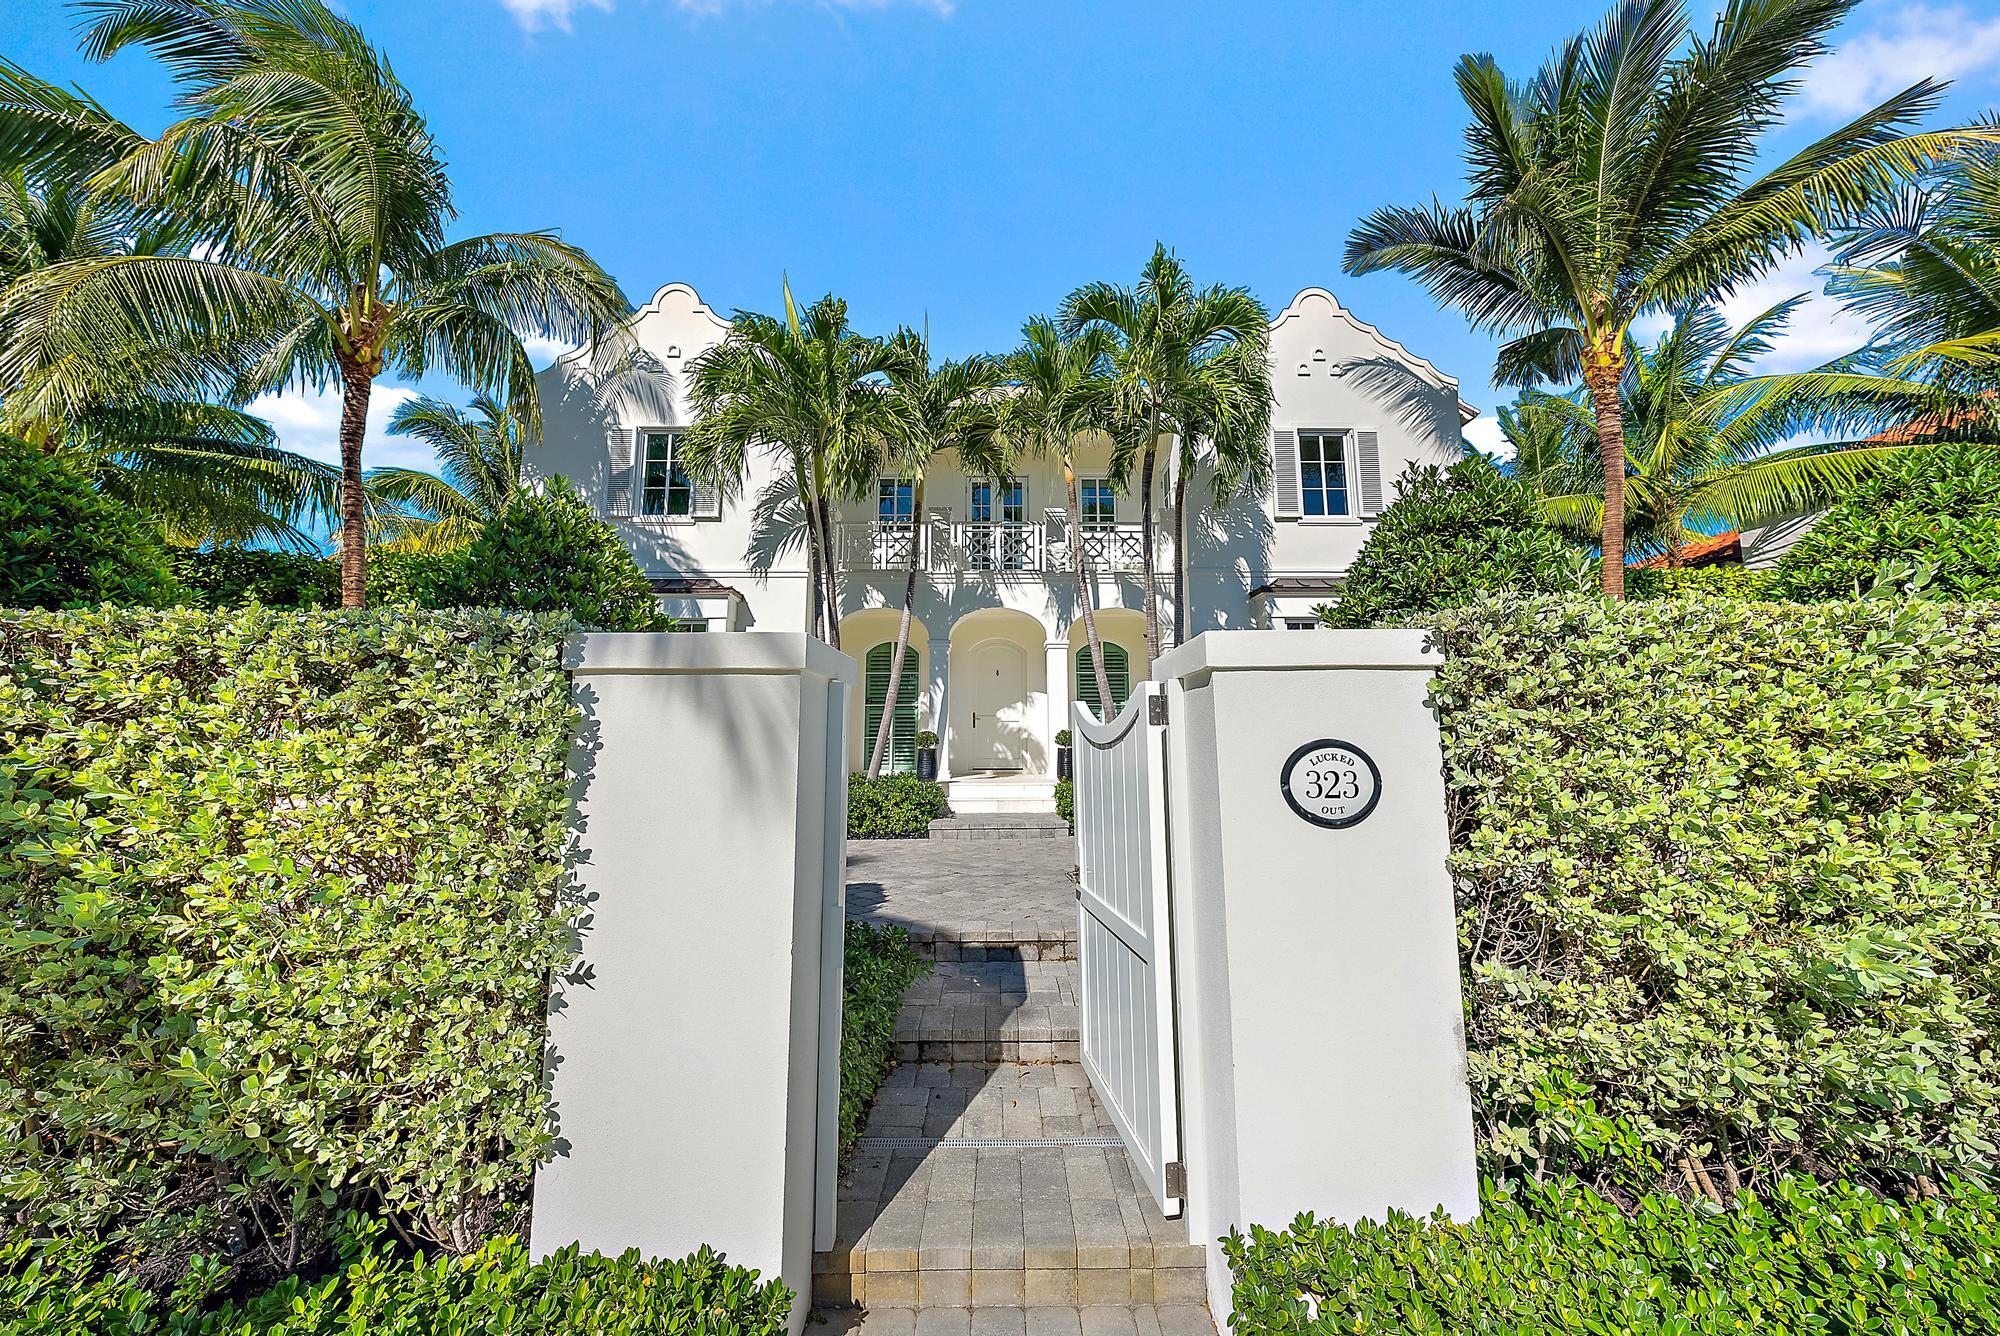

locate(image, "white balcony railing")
(834, 517), (1148, 574)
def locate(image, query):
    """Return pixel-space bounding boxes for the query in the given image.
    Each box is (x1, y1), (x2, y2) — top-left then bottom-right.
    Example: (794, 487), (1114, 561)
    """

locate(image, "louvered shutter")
(691, 469), (722, 519)
(1075, 643), (1132, 720)
(1355, 430), (1385, 516)
(863, 644), (919, 774)
(1272, 429), (1300, 518)
(606, 427), (638, 516)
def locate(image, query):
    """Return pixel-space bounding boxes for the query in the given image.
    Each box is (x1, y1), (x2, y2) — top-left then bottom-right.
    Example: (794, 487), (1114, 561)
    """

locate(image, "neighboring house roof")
(1633, 531), (1743, 569)
(1248, 577), (1345, 599)
(648, 576), (743, 599)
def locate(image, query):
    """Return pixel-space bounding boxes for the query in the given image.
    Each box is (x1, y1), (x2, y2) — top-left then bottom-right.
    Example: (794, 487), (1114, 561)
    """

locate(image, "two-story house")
(533, 282), (1473, 811)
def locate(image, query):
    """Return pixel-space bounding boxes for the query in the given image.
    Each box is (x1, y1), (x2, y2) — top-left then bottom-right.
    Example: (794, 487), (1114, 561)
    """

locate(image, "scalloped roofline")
(1270, 287), (1460, 395)
(554, 281), (731, 370)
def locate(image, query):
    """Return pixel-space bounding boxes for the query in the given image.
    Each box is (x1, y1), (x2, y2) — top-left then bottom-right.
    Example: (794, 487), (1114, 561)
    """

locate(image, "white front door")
(957, 638), (1030, 771)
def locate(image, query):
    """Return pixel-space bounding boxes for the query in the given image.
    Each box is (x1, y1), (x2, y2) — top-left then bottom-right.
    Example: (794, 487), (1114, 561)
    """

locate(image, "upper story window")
(641, 431), (693, 517)
(971, 477), (1026, 524)
(879, 478), (916, 523)
(1298, 430), (1350, 517)
(1079, 478), (1115, 527)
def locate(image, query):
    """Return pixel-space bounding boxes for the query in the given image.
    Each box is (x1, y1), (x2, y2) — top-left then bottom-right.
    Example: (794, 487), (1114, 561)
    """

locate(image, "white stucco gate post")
(1148, 630), (1478, 1321)
(530, 633), (852, 1335)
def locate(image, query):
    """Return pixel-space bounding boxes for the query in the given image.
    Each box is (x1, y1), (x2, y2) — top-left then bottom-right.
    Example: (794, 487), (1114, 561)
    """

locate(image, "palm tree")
(367, 393), (529, 551)
(1504, 300), (1922, 556)
(1166, 337), (1272, 645)
(1344, 0), (1986, 597)
(865, 332), (1005, 777)
(0, 163), (338, 547)
(680, 283), (899, 651)
(1063, 245), (1270, 657)
(0, 1), (629, 606)
(1002, 318), (1119, 712)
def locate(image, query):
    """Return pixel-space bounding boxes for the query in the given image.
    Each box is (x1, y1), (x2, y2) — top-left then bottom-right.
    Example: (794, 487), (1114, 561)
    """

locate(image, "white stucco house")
(532, 281), (1474, 809)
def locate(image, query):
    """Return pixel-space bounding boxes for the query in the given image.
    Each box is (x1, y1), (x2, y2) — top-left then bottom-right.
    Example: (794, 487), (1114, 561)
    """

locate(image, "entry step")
(929, 813), (1071, 840)
(814, 1065), (1204, 1309)
(893, 959), (1079, 1062)
(941, 776), (1061, 817)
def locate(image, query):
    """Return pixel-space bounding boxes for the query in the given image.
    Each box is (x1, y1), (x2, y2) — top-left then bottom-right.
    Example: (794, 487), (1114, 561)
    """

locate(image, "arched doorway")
(948, 609), (1050, 775)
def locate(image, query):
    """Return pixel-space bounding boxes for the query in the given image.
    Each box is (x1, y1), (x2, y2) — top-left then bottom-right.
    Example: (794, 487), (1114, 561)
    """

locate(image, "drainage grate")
(856, 1135), (1124, 1151)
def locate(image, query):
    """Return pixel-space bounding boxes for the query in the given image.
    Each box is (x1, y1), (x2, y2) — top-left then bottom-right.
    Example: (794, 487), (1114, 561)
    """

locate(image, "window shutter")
(692, 474), (722, 519)
(606, 427), (638, 516)
(863, 644), (919, 774)
(1272, 429), (1300, 518)
(1355, 430), (1385, 516)
(1075, 643), (1132, 719)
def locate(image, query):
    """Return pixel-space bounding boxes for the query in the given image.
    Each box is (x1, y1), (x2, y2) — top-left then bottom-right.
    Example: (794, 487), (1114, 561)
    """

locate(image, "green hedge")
(0, 1215), (790, 1336)
(170, 546), (339, 608)
(848, 773), (949, 837)
(0, 607), (579, 1283)
(840, 922), (928, 1153)
(1054, 777), (1073, 825)
(1225, 1176), (2000, 1334)
(1, 437), (181, 609)
(1770, 443), (2000, 601)
(1429, 597), (2000, 1193)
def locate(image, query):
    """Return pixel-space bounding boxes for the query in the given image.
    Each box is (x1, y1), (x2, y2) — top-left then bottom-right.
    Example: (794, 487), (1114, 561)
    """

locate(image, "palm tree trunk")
(815, 491), (842, 651)
(1137, 407), (1163, 659)
(869, 479), (922, 778)
(1068, 461), (1114, 715)
(1171, 446), (1190, 647)
(806, 532), (823, 638)
(1583, 349), (1628, 600)
(336, 361), (373, 609)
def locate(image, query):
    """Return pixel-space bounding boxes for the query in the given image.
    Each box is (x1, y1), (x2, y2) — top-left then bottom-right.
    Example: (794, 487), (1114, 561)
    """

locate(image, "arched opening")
(864, 642), (919, 774)
(1075, 641), (1132, 720)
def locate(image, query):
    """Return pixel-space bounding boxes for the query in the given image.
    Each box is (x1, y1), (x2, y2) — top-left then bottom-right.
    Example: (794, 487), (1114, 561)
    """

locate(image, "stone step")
(942, 776), (1061, 817)
(815, 1064), (1203, 1311)
(929, 813), (1071, 840)
(894, 959), (1079, 1063)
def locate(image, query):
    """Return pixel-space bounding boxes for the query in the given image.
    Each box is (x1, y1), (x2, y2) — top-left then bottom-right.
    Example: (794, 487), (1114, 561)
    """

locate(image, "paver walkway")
(826, 841), (1216, 1334)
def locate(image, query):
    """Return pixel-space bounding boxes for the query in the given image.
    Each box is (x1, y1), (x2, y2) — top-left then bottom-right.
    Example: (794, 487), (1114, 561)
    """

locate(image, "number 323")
(1302, 767), (1360, 801)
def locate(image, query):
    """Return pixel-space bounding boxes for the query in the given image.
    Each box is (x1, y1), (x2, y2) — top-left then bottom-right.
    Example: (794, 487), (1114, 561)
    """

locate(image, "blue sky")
(8, 0), (2000, 472)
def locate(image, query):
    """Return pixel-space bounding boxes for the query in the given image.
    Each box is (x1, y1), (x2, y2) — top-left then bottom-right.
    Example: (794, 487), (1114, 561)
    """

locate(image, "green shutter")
(1075, 643), (1132, 720)
(864, 643), (919, 774)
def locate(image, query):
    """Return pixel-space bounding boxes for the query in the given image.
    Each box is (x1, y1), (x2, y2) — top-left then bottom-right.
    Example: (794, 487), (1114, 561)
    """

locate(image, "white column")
(1151, 630), (1478, 1323)
(928, 640), (952, 780)
(531, 633), (853, 1336)
(1045, 638), (1070, 770)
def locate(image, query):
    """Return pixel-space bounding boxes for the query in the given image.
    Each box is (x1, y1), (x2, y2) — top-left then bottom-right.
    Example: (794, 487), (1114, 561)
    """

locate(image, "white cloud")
(249, 382), (432, 472)
(1803, 3), (2000, 118)
(1712, 243), (1876, 373)
(498, 0), (612, 33)
(520, 333), (578, 367)
(1462, 413), (1511, 462)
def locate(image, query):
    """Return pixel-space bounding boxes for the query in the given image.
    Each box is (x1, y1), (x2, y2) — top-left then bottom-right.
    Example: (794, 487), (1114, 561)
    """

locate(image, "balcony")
(836, 517), (1149, 574)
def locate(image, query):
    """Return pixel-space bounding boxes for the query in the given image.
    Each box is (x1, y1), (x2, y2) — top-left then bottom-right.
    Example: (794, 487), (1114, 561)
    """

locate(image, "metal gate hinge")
(1148, 694), (1168, 726)
(1165, 1161), (1186, 1197)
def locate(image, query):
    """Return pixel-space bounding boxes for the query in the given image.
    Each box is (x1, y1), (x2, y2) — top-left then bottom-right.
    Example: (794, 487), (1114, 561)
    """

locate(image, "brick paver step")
(929, 813), (1072, 841)
(849, 842), (1079, 961)
(815, 1064), (1205, 1311)
(894, 959), (1080, 1062)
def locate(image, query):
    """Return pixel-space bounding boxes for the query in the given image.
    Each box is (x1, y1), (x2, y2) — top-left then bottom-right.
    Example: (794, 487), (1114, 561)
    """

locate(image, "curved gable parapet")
(1269, 287), (1459, 394)
(553, 281), (732, 372)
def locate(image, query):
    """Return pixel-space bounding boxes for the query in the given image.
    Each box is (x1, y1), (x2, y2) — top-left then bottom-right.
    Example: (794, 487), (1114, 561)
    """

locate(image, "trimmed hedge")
(0, 607), (579, 1283)
(840, 922), (928, 1153)
(1054, 777), (1074, 825)
(1225, 1175), (2000, 1334)
(1626, 562), (1771, 600)
(1429, 597), (2000, 1194)
(848, 772), (949, 837)
(0, 1216), (790, 1335)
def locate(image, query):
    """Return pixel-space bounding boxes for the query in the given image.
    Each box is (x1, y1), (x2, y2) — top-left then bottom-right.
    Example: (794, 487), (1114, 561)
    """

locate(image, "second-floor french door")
(968, 477), (1028, 571)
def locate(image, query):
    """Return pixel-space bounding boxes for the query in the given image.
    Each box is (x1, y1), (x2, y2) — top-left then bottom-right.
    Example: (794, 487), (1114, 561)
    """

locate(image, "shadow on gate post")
(531, 632), (853, 1335)
(1152, 630), (1478, 1324)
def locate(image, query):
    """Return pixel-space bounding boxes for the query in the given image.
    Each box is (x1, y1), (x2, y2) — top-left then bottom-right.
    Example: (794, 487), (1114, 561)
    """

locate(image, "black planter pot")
(1056, 747), (1072, 781)
(915, 748), (938, 781)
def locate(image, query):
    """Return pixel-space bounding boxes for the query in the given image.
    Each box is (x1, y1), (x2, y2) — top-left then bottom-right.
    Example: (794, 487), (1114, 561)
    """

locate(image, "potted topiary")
(1054, 728), (1073, 780)
(914, 730), (940, 781)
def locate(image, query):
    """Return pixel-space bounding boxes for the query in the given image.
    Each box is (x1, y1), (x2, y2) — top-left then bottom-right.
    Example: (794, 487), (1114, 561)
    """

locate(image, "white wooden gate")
(1072, 682), (1184, 1216)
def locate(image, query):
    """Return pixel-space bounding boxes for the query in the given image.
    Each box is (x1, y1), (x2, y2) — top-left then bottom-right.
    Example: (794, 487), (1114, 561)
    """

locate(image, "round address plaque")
(1279, 738), (1382, 829)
